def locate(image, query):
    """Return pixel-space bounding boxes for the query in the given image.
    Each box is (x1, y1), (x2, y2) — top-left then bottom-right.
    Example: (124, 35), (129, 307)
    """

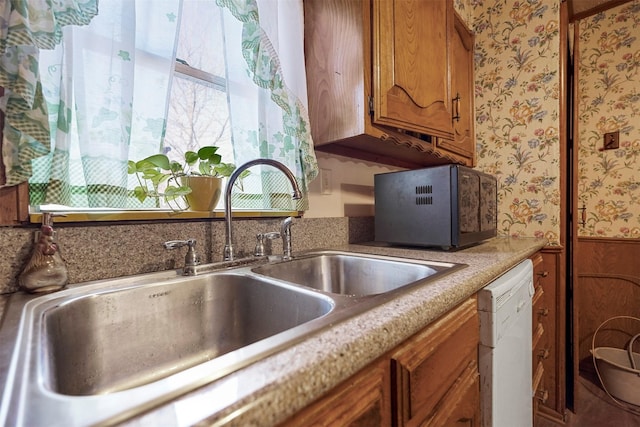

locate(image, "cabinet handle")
(579, 204), (587, 228)
(537, 270), (549, 278)
(538, 348), (550, 360)
(538, 307), (549, 316)
(452, 93), (461, 122)
(535, 389), (549, 403)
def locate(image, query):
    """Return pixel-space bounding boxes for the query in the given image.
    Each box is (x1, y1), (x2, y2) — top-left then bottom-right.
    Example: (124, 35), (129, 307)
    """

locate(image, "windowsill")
(29, 209), (303, 224)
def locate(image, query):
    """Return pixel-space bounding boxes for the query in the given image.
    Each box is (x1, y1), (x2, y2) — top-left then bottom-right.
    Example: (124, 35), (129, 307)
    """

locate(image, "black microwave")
(374, 164), (497, 250)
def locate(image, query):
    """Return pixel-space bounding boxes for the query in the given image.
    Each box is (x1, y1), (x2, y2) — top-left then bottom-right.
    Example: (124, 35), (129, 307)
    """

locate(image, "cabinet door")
(281, 358), (391, 427)
(372, 0), (454, 140)
(434, 363), (481, 427)
(437, 12), (475, 163)
(391, 297), (479, 426)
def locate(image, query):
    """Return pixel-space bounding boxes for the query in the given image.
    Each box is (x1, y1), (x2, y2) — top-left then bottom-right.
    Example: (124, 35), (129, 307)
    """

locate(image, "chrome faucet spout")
(280, 216), (294, 261)
(224, 159), (302, 261)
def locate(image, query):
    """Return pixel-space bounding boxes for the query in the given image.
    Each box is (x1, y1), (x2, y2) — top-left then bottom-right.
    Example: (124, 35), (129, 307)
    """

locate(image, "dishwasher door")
(478, 259), (534, 427)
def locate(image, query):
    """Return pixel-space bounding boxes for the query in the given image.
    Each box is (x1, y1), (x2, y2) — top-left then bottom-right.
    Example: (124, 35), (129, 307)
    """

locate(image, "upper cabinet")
(373, 0), (453, 140)
(437, 12), (476, 163)
(304, 0), (476, 168)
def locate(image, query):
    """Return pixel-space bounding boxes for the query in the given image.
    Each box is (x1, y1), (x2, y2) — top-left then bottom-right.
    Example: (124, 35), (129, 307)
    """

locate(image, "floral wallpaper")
(471, 0), (562, 244)
(454, 0), (472, 26)
(577, 1), (640, 238)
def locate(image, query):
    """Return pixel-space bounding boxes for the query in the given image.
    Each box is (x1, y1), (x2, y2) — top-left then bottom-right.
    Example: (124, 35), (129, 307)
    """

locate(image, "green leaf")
(136, 154), (171, 171)
(140, 169), (161, 180)
(184, 151), (199, 166)
(214, 162), (236, 177)
(164, 185), (192, 202)
(198, 162), (211, 176)
(127, 160), (138, 174)
(169, 160), (184, 174)
(133, 186), (148, 203)
(198, 146), (220, 163)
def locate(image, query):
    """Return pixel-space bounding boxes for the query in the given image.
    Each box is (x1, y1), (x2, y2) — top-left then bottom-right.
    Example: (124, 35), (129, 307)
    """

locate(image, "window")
(164, 2), (233, 210)
(9, 0), (317, 217)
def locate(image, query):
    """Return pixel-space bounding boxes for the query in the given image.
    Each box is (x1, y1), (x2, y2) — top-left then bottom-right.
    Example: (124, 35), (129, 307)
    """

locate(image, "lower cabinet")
(530, 248), (567, 424)
(282, 358), (392, 426)
(281, 296), (480, 426)
(391, 296), (479, 426)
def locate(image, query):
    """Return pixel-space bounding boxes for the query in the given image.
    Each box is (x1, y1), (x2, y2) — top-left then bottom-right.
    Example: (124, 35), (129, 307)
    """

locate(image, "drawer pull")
(538, 348), (550, 360)
(535, 389), (549, 403)
(538, 307), (549, 316)
(537, 271), (549, 278)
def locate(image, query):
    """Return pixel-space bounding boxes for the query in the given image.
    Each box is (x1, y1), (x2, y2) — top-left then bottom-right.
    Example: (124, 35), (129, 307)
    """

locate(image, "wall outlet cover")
(603, 131), (619, 150)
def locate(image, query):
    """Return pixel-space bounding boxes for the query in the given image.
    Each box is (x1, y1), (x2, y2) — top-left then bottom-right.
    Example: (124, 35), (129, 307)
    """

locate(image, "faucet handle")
(163, 239), (200, 275)
(254, 232), (281, 257)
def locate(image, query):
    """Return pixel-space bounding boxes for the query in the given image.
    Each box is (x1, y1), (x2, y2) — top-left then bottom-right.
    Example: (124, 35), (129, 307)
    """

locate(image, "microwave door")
(480, 175), (498, 231)
(458, 171), (480, 234)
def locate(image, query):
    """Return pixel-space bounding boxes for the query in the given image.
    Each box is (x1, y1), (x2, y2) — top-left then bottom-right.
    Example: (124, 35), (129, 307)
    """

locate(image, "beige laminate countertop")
(118, 236), (547, 426)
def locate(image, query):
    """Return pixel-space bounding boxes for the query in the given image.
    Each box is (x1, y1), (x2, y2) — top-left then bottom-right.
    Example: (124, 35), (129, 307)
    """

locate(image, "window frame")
(0, 86), (30, 225)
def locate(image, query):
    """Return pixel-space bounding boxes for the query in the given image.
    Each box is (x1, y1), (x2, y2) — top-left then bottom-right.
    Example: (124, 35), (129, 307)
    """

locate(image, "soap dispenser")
(19, 212), (69, 293)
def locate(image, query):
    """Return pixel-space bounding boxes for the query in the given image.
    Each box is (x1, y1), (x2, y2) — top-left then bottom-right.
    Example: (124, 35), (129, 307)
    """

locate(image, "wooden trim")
(541, 245), (564, 254)
(559, 0), (568, 250)
(569, 0), (633, 22)
(577, 236), (640, 244)
(0, 86), (30, 225)
(0, 182), (29, 225)
(571, 16), (581, 414)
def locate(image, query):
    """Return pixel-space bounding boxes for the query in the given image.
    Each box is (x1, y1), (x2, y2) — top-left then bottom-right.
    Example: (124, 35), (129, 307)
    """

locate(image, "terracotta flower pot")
(180, 175), (223, 211)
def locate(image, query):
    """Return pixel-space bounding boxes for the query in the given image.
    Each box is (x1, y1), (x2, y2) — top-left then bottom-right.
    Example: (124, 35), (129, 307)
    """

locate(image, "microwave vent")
(415, 184), (433, 205)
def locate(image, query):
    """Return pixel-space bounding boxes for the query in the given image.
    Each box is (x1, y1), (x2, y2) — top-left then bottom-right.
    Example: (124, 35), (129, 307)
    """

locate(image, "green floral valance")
(216, 0), (318, 187)
(0, 0), (98, 187)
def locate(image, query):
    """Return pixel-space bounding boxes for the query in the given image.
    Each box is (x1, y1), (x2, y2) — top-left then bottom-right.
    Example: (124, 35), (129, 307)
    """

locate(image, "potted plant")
(128, 146), (241, 211)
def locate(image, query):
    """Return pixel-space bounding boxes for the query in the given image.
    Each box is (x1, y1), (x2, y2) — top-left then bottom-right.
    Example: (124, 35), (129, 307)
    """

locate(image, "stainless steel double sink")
(0, 250), (464, 426)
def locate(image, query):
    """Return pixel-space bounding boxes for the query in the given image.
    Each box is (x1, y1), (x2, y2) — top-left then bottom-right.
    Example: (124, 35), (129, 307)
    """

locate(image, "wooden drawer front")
(282, 358), (391, 427)
(391, 297), (479, 426)
(427, 360), (480, 427)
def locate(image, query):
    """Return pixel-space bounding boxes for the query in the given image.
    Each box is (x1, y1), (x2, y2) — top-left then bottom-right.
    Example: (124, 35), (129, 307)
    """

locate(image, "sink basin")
(0, 269), (335, 426)
(252, 250), (461, 296)
(44, 273), (333, 396)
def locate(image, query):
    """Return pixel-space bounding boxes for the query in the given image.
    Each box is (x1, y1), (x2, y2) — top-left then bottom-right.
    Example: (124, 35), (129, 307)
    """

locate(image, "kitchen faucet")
(223, 159), (302, 261)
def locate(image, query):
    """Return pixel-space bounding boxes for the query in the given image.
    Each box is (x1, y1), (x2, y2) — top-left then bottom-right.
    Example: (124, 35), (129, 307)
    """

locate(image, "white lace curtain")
(1, 0), (318, 209)
(221, 0), (318, 210)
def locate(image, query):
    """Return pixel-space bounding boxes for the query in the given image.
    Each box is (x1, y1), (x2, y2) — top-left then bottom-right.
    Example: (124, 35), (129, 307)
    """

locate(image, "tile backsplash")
(0, 217), (374, 295)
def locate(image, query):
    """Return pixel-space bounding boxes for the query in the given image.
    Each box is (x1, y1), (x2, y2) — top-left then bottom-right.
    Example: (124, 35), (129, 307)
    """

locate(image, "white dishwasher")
(478, 259), (534, 427)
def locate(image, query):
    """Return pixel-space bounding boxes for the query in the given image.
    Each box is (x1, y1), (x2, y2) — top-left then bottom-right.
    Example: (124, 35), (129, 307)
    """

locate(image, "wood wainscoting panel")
(574, 238), (640, 371)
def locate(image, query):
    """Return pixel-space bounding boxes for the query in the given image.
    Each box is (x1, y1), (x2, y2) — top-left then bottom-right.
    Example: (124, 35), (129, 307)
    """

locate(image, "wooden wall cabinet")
(530, 248), (567, 424)
(282, 296), (479, 426)
(304, 0), (475, 169)
(372, 0), (453, 140)
(436, 12), (476, 164)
